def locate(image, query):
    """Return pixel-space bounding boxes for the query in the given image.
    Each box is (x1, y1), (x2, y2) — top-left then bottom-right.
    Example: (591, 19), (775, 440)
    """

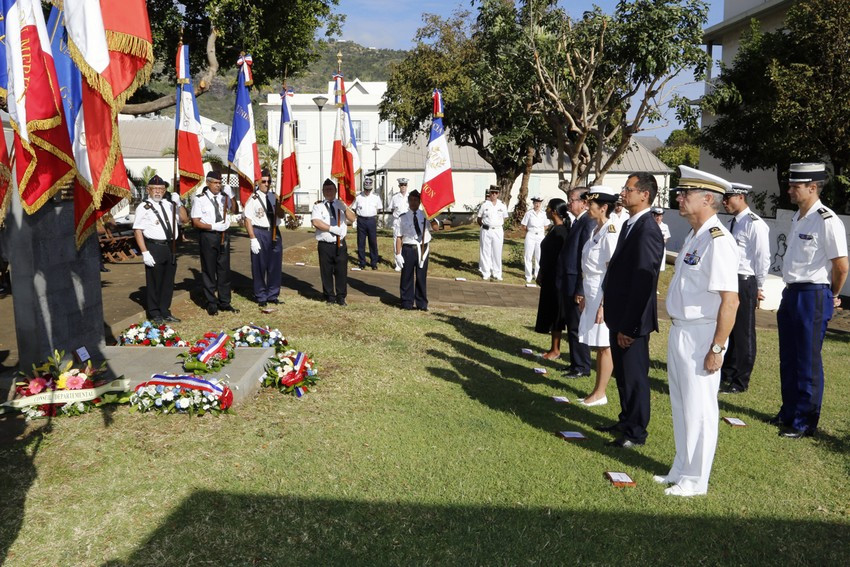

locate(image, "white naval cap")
(726, 182), (752, 196)
(651, 207), (664, 215)
(788, 162), (827, 183)
(583, 185), (619, 203)
(397, 178), (409, 185)
(674, 165), (732, 194)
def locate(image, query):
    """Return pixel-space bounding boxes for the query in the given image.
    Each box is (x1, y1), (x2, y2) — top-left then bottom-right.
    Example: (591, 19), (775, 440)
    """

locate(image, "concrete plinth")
(100, 346), (273, 405)
(6, 198), (105, 369)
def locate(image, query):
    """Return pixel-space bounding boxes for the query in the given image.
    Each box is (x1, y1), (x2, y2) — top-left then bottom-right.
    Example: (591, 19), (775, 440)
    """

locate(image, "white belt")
(671, 318), (715, 327)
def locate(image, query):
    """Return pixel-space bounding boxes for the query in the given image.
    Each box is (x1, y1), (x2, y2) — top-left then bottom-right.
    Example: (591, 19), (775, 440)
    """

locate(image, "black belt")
(145, 238), (169, 246)
(357, 215), (376, 219)
(402, 243), (418, 249)
(254, 226), (271, 231)
(787, 283), (829, 291)
(738, 275), (754, 281)
(481, 224), (490, 230)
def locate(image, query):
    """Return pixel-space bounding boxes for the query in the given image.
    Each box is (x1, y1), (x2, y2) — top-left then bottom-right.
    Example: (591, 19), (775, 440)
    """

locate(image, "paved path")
(1, 228), (848, 375)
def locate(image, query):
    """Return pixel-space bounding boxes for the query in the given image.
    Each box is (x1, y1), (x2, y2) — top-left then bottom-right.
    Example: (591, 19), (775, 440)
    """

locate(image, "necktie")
(730, 217), (737, 234)
(266, 193), (276, 224)
(326, 202), (337, 226)
(159, 202), (173, 240)
(210, 193), (223, 222)
(413, 212), (422, 239)
(623, 221), (633, 240)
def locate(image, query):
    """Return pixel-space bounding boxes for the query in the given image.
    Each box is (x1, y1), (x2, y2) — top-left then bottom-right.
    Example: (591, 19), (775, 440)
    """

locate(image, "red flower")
(82, 379), (94, 389)
(281, 368), (305, 387)
(219, 387), (233, 410)
(142, 339), (151, 346)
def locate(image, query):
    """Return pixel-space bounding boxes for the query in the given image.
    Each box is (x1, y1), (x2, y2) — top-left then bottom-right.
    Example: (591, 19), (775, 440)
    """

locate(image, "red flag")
(421, 89), (455, 218)
(276, 87), (300, 216)
(176, 43), (205, 196)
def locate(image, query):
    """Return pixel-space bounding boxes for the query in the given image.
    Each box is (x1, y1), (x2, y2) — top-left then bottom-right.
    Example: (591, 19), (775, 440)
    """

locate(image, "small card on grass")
(557, 431), (586, 441)
(261, 307), (277, 314)
(294, 262), (306, 266)
(521, 348), (534, 355)
(723, 416), (747, 427)
(351, 267), (362, 271)
(534, 367), (547, 374)
(455, 277), (467, 281)
(552, 396), (570, 403)
(604, 471), (636, 487)
(74, 346), (91, 363)
(525, 283), (537, 288)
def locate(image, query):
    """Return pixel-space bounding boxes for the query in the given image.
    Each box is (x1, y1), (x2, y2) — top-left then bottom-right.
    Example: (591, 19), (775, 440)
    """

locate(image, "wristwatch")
(710, 343), (725, 354)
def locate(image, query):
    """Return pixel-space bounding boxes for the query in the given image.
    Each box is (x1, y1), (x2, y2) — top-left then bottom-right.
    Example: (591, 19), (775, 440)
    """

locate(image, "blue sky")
(339, 0), (725, 141)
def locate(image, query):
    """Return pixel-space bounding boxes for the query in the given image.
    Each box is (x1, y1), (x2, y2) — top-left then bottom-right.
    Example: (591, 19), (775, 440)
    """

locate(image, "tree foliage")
(379, 1), (552, 203)
(124, 0), (343, 114)
(654, 129), (699, 186)
(532, 0), (709, 188)
(700, 0), (850, 211)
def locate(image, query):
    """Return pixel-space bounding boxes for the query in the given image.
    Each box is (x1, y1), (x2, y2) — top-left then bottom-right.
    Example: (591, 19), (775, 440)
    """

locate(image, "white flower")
(76, 402), (85, 411)
(162, 390), (175, 402)
(202, 404), (210, 410)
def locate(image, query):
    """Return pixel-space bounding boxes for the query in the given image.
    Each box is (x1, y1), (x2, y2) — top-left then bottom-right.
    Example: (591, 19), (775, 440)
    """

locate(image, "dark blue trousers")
(776, 284), (833, 433)
(198, 231), (231, 308)
(251, 227), (283, 302)
(721, 275), (758, 390)
(356, 216), (379, 268)
(400, 244), (428, 309)
(610, 331), (651, 444)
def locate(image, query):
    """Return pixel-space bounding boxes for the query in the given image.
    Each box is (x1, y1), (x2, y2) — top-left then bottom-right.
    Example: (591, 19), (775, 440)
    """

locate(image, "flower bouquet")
(0, 350), (130, 421)
(117, 320), (187, 347)
(129, 374), (233, 416)
(179, 332), (234, 374)
(260, 350), (318, 396)
(233, 324), (288, 352)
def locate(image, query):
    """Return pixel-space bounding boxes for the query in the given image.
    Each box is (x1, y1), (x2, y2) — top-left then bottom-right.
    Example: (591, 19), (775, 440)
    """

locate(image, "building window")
(388, 121), (403, 143)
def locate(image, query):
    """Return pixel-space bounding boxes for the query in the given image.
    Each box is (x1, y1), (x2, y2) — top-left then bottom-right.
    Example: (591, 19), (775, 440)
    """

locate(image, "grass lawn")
(1, 296), (848, 565)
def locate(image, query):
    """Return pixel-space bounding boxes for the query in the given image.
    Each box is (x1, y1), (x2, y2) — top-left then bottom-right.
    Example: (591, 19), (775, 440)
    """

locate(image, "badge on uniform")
(708, 226), (723, 239)
(818, 207), (833, 219)
(798, 233), (814, 240)
(683, 250), (701, 265)
(607, 224), (617, 233)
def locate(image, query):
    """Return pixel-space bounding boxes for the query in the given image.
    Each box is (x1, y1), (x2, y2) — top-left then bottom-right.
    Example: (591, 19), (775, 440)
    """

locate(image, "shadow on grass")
(427, 252), (480, 277)
(101, 491), (850, 565)
(424, 338), (668, 475)
(347, 275), (398, 307)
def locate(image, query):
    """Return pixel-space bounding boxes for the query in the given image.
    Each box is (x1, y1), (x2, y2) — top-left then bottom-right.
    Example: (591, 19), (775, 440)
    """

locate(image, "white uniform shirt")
(478, 199), (508, 230)
(521, 209), (550, 237)
(783, 200), (848, 285)
(395, 209), (432, 245)
(729, 206), (771, 287)
(133, 198), (180, 240)
(311, 198), (349, 243)
(242, 191), (284, 229)
(611, 209), (630, 228)
(390, 191), (410, 218)
(191, 189), (229, 228)
(352, 192), (382, 218)
(659, 222), (671, 242)
(581, 218), (619, 277)
(666, 215), (739, 323)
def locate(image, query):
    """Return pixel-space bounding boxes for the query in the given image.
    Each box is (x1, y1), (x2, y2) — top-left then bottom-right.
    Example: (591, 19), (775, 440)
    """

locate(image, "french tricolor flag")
(198, 333), (230, 364)
(228, 54), (261, 206)
(276, 86), (300, 217)
(330, 73), (360, 205)
(421, 89), (455, 219)
(175, 43), (205, 196)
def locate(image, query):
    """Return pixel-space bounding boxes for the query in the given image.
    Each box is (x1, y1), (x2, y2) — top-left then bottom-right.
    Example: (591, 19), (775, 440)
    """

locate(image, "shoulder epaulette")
(818, 207), (833, 219)
(252, 193), (260, 200)
(314, 200), (323, 205)
(607, 224), (617, 233)
(748, 212), (760, 221)
(709, 226), (724, 239)
(143, 202), (153, 210)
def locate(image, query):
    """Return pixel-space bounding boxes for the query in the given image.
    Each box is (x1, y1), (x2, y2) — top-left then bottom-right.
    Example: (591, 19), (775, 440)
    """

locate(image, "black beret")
(147, 174), (169, 188)
(206, 170), (222, 181)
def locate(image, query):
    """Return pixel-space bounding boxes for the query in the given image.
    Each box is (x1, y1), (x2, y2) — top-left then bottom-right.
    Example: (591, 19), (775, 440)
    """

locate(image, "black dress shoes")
(607, 437), (644, 449)
(562, 368), (591, 378)
(268, 298), (282, 305)
(164, 315), (181, 323)
(779, 427), (814, 439)
(219, 305), (240, 313)
(258, 301), (268, 308)
(765, 415), (784, 427)
(719, 383), (747, 394)
(336, 300), (348, 307)
(206, 304), (218, 316)
(594, 422), (623, 433)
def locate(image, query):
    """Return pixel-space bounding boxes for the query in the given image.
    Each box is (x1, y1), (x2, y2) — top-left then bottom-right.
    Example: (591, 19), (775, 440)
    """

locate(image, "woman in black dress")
(535, 198), (570, 359)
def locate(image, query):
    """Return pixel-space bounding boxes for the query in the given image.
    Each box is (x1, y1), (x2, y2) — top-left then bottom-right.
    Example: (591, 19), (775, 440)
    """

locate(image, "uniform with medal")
(775, 163), (848, 438)
(244, 171), (284, 306)
(311, 178), (356, 305)
(662, 166), (739, 497)
(132, 175), (184, 323)
(394, 190), (431, 311)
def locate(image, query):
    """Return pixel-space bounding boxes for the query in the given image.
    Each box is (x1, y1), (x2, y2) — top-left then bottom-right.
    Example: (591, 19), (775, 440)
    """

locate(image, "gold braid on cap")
(677, 177), (727, 194)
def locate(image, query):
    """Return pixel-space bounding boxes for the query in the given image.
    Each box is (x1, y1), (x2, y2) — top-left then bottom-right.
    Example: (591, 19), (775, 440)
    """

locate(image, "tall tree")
(122, 0), (343, 115)
(700, 0), (850, 211)
(531, 0), (709, 189)
(379, 1), (552, 205)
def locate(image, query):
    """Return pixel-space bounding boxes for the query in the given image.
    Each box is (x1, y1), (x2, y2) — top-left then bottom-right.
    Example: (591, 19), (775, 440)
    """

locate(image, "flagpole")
(172, 34), (183, 258)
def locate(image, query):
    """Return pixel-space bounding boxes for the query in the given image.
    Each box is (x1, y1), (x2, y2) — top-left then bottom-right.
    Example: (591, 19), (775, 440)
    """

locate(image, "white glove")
(213, 220), (229, 232)
(395, 253), (405, 268)
(142, 251), (156, 268)
(250, 238), (261, 254)
(328, 225), (343, 237)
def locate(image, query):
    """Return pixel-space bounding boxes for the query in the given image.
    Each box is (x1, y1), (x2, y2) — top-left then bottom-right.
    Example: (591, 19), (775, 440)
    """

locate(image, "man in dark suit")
(598, 173), (664, 448)
(558, 187), (595, 377)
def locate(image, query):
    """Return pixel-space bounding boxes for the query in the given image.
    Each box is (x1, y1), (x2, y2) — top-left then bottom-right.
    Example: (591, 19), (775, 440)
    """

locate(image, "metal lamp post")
(312, 95), (328, 200)
(372, 141), (381, 207)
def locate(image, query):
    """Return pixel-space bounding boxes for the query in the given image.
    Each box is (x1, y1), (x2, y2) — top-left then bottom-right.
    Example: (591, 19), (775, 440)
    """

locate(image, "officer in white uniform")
(389, 178), (410, 271)
(478, 185), (509, 280)
(651, 207), (670, 271)
(521, 196), (550, 283)
(659, 166), (739, 497)
(719, 182), (770, 393)
(133, 175), (188, 323)
(774, 162), (848, 438)
(191, 171), (237, 315)
(394, 189), (432, 311)
(311, 178), (357, 305)
(610, 199), (630, 229)
(352, 177), (383, 270)
(244, 168), (285, 307)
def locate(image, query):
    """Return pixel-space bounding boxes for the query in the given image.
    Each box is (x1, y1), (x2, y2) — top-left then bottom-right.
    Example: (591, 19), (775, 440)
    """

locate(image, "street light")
(312, 95), (328, 199)
(372, 141), (381, 207)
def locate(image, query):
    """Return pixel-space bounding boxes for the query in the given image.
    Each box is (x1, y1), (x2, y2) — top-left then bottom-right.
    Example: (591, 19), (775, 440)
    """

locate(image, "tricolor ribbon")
(197, 333), (230, 364)
(237, 53), (253, 86)
(138, 374), (226, 395)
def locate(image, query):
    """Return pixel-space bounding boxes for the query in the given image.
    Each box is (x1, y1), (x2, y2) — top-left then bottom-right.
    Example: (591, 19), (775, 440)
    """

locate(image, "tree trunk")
(512, 144), (534, 224)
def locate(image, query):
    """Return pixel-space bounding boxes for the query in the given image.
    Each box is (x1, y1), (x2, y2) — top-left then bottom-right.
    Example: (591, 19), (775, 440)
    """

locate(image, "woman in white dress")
(521, 197), (551, 283)
(577, 186), (621, 406)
